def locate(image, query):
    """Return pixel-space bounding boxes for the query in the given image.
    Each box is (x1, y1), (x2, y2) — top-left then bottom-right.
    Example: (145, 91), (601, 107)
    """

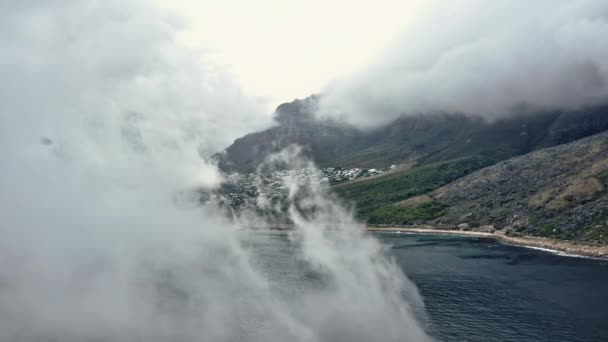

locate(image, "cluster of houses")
(213, 166), (389, 210)
(319, 167), (383, 184)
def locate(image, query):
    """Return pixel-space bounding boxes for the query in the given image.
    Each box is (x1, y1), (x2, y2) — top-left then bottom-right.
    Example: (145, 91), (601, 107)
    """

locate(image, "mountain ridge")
(216, 96), (608, 173)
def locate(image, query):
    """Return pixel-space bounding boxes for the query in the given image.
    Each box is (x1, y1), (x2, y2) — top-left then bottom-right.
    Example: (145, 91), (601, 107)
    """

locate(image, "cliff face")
(217, 95), (608, 173)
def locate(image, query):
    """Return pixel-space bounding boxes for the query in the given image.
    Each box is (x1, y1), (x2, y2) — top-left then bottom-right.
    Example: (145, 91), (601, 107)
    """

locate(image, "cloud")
(319, 0), (608, 128)
(0, 1), (431, 341)
(0, 0), (273, 160)
(0, 0), (271, 339)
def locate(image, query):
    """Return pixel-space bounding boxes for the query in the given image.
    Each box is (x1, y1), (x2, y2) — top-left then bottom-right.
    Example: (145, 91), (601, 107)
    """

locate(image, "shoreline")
(368, 226), (608, 260)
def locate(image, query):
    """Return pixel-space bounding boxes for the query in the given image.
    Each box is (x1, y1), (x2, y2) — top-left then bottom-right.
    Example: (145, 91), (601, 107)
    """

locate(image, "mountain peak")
(274, 95), (319, 126)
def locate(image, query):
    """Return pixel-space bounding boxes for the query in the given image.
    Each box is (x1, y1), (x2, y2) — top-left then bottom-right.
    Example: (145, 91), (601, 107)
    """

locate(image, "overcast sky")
(3, 0), (607, 137)
(158, 0), (429, 105)
(155, 0), (608, 128)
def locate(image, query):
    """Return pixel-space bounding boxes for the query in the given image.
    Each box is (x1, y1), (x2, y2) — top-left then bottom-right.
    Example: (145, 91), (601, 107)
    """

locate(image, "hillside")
(365, 131), (608, 244)
(216, 97), (608, 242)
(334, 156), (492, 218)
(216, 96), (608, 173)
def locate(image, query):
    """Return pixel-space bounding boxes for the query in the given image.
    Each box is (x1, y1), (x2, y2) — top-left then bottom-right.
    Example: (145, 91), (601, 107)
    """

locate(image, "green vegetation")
(584, 225), (608, 244)
(538, 224), (560, 238)
(582, 214), (608, 243)
(368, 201), (447, 224)
(336, 156), (492, 219)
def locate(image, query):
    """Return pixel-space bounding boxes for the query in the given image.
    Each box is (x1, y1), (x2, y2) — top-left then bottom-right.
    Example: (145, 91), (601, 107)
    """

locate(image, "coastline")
(368, 226), (608, 260)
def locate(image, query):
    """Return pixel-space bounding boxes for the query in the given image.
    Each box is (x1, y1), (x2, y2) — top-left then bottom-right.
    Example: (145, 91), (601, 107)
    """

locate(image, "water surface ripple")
(379, 234), (608, 342)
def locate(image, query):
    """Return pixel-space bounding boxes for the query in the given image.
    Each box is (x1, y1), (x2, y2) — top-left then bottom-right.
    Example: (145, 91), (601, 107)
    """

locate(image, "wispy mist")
(0, 0), (273, 158)
(0, 1), (432, 341)
(319, 0), (608, 128)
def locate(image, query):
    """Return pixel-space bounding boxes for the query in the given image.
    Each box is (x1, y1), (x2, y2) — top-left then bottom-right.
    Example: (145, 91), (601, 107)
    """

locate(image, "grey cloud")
(319, 0), (608, 128)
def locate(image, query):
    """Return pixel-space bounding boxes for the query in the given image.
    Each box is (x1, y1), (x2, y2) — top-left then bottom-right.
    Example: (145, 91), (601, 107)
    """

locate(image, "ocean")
(250, 232), (608, 342)
(378, 233), (608, 342)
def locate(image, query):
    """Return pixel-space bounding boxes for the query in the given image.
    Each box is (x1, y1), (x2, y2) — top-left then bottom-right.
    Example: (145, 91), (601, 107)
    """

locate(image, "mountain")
(215, 96), (363, 172)
(216, 96), (608, 173)
(214, 97), (608, 243)
(374, 131), (608, 243)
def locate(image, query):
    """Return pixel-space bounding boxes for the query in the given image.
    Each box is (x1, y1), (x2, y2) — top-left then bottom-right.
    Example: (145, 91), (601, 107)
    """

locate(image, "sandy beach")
(368, 226), (608, 260)
(254, 224), (608, 259)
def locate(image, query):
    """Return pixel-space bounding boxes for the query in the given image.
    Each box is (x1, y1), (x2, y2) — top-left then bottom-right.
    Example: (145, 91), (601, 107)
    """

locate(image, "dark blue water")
(377, 233), (608, 342)
(250, 233), (608, 342)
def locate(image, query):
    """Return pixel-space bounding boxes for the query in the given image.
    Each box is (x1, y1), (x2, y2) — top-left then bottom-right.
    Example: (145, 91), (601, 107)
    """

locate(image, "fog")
(0, 0), (274, 157)
(319, 0), (608, 128)
(0, 1), (431, 341)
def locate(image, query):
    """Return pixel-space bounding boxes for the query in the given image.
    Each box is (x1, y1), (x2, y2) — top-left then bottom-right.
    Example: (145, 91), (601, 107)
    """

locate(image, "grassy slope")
(367, 201), (448, 225)
(335, 156), (492, 221)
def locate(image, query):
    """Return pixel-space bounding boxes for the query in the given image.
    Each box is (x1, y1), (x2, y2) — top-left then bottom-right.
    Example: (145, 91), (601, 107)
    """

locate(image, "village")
(214, 166), (393, 210)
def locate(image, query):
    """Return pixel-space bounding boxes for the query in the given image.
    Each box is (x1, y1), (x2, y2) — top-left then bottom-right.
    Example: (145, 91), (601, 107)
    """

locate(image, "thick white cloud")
(319, 0), (608, 128)
(0, 2), (431, 341)
(0, 0), (273, 161)
(0, 0), (269, 339)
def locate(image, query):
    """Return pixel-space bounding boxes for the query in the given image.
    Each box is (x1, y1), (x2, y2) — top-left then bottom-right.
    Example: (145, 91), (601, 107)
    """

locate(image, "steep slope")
(383, 131), (608, 243)
(217, 95), (608, 172)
